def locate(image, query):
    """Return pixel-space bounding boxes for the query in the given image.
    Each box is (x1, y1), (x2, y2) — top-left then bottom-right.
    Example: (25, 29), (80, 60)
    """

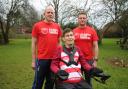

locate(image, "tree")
(116, 9), (128, 49)
(0, 0), (26, 44)
(0, 0), (39, 44)
(62, 22), (77, 29)
(16, 1), (40, 29)
(40, 0), (97, 27)
(94, 0), (128, 43)
(117, 9), (128, 38)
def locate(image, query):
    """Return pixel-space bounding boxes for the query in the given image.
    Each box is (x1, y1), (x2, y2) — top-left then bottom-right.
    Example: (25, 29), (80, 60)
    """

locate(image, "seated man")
(50, 28), (100, 89)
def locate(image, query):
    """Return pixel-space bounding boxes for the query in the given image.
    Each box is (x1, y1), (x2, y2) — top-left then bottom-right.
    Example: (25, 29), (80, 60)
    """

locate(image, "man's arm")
(50, 58), (60, 74)
(78, 47), (92, 71)
(31, 37), (37, 70)
(50, 47), (61, 73)
(92, 41), (99, 67)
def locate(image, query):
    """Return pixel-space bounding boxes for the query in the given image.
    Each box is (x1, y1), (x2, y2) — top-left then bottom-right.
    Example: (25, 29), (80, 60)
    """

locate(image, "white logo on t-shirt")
(49, 29), (58, 34)
(41, 28), (48, 34)
(41, 28), (58, 34)
(75, 33), (91, 39)
(80, 33), (91, 39)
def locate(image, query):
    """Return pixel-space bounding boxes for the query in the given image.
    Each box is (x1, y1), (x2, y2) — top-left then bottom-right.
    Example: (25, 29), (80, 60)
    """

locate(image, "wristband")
(94, 58), (98, 61)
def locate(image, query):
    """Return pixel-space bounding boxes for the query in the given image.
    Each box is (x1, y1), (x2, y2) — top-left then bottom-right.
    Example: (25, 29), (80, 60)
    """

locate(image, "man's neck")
(65, 44), (73, 48)
(44, 19), (52, 23)
(79, 24), (86, 28)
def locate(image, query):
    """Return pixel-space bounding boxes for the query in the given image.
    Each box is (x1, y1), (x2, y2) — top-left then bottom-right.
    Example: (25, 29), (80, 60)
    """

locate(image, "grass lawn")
(0, 38), (128, 89)
(0, 39), (33, 89)
(94, 38), (128, 89)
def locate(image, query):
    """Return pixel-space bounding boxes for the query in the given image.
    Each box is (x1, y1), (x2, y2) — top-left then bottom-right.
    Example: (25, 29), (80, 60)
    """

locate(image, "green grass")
(0, 39), (33, 89)
(0, 38), (128, 89)
(94, 38), (128, 89)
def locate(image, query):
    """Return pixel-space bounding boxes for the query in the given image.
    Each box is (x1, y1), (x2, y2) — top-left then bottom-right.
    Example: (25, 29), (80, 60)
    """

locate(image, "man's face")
(44, 7), (55, 22)
(63, 31), (75, 46)
(78, 14), (87, 26)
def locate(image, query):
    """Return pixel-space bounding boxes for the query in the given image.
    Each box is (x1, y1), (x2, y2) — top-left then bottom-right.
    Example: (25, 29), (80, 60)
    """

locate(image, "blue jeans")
(32, 59), (54, 89)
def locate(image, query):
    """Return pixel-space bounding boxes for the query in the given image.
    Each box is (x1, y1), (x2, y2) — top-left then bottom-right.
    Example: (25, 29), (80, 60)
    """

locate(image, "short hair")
(44, 5), (55, 13)
(78, 11), (87, 16)
(62, 28), (73, 37)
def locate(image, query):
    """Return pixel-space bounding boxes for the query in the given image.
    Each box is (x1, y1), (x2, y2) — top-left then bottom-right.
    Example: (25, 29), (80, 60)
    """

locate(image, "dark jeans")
(84, 60), (94, 87)
(56, 80), (92, 89)
(32, 59), (54, 89)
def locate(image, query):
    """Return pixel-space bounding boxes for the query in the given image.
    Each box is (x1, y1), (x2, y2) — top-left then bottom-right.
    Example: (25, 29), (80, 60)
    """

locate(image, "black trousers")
(84, 60), (94, 87)
(56, 80), (92, 89)
(32, 59), (54, 89)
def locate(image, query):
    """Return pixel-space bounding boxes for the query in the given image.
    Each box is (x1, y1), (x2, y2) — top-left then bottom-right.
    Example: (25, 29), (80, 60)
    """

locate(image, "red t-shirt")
(32, 21), (62, 59)
(73, 26), (98, 60)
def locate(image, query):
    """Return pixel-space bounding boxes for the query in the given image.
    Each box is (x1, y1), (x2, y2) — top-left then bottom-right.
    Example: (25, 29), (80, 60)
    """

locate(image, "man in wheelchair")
(51, 28), (110, 89)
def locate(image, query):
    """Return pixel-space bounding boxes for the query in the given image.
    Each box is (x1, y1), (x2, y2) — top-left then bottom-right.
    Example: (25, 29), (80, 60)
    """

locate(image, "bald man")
(31, 5), (62, 89)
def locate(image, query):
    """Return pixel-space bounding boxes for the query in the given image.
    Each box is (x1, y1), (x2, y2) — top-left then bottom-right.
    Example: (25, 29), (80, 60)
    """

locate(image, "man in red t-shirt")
(73, 11), (99, 87)
(31, 5), (62, 89)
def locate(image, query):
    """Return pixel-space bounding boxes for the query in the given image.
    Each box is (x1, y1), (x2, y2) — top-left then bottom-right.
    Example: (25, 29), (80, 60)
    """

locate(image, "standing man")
(31, 5), (62, 89)
(73, 11), (99, 86)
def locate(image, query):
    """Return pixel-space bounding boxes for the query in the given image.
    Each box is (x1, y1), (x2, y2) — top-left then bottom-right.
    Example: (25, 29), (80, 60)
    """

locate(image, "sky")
(31, 0), (95, 12)
(30, 0), (46, 13)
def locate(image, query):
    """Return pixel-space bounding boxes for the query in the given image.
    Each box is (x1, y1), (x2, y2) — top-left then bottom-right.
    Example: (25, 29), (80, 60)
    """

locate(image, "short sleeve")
(58, 24), (62, 38)
(32, 24), (38, 37)
(92, 29), (99, 41)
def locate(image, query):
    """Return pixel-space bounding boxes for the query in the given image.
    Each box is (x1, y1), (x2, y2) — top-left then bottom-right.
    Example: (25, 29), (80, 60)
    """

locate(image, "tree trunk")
(0, 19), (9, 44)
(2, 33), (9, 44)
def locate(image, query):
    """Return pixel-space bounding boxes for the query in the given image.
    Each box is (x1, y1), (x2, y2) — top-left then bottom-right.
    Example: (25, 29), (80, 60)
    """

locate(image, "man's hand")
(57, 70), (69, 81)
(89, 67), (111, 84)
(92, 60), (97, 67)
(32, 61), (36, 70)
(89, 67), (103, 77)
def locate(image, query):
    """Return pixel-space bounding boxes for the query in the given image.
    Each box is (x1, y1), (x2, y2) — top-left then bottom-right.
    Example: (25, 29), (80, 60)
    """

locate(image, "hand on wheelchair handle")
(89, 67), (103, 77)
(89, 67), (111, 84)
